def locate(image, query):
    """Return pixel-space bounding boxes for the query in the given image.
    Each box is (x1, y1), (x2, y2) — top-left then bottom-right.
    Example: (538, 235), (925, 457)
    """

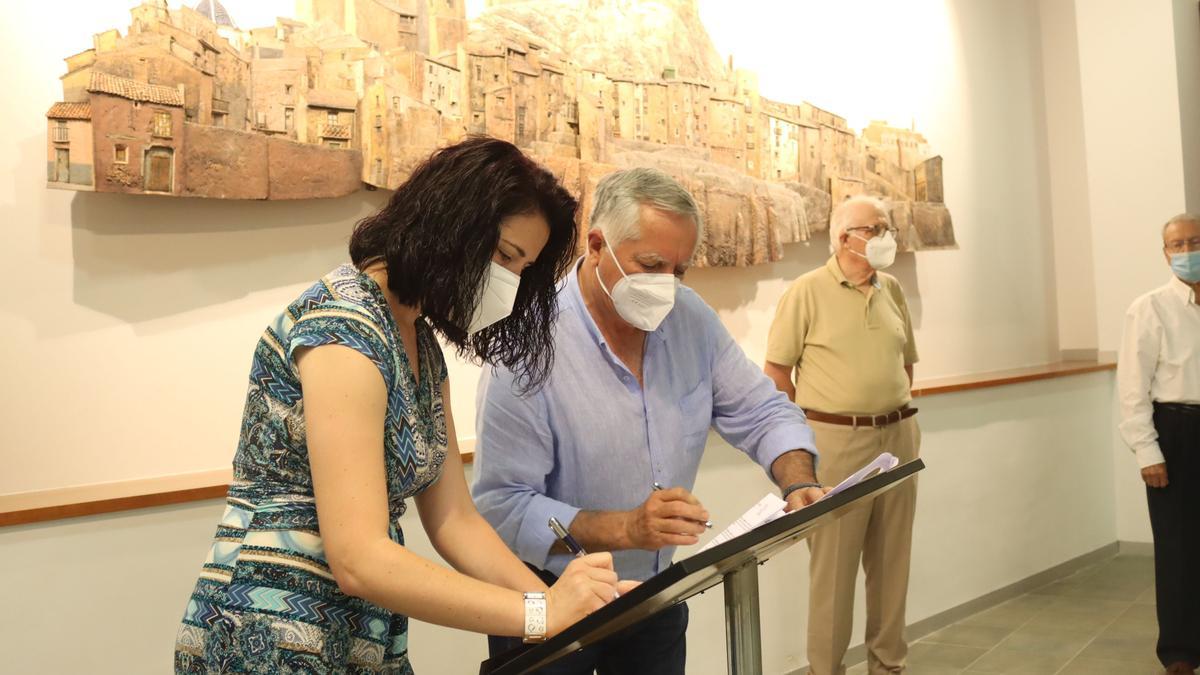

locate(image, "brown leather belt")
(802, 405), (917, 428)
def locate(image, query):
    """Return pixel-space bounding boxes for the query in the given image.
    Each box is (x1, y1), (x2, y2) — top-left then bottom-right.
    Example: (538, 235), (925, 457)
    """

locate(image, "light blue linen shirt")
(471, 262), (818, 581)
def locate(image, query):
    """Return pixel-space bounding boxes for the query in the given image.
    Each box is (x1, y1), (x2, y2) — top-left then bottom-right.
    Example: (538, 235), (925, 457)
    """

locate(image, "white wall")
(1038, 0), (1099, 354)
(1174, 0), (1200, 213)
(1073, 0), (1189, 353)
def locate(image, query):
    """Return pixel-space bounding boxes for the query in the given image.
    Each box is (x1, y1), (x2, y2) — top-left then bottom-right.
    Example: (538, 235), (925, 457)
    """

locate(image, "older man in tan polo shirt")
(764, 195), (920, 675)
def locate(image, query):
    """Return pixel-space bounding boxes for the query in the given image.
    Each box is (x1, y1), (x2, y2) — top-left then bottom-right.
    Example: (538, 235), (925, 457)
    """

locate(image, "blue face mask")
(1170, 250), (1200, 283)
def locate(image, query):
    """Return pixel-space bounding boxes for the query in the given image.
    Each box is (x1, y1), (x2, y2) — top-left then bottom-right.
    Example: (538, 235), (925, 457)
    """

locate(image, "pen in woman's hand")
(548, 516), (587, 557)
(549, 517), (621, 599)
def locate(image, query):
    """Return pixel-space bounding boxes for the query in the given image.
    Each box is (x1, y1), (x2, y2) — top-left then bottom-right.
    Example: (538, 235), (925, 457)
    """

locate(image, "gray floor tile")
(993, 625), (1094, 659)
(959, 603), (1041, 630)
(1077, 570), (1154, 589)
(852, 661), (962, 675)
(1040, 595), (1130, 617)
(1135, 586), (1157, 605)
(1000, 594), (1056, 612)
(1117, 602), (1159, 623)
(1029, 579), (1077, 596)
(906, 641), (989, 668)
(1103, 605), (1160, 640)
(1022, 607), (1120, 633)
(1080, 559), (1155, 579)
(922, 623), (1014, 649)
(1074, 633), (1160, 664)
(1036, 581), (1145, 602)
(1057, 656), (1162, 674)
(963, 647), (1072, 674)
(838, 554), (1164, 675)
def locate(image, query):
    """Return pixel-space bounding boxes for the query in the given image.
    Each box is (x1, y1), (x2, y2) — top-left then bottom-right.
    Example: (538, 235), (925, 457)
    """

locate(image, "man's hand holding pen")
(624, 485), (712, 549)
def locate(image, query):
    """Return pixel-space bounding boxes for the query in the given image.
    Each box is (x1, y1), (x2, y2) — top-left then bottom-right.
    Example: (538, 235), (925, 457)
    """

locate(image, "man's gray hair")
(829, 195), (891, 253)
(589, 168), (703, 251)
(1163, 212), (1200, 237)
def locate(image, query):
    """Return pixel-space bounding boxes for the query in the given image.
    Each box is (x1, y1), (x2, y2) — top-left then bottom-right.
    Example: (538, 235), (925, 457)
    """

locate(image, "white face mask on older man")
(595, 236), (679, 332)
(850, 230), (898, 270)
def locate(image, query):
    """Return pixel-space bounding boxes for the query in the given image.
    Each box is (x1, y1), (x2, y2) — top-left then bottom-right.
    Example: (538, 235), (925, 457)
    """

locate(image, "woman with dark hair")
(174, 137), (632, 674)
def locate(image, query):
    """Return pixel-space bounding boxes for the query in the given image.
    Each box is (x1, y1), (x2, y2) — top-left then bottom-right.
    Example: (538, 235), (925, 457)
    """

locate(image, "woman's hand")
(544, 553), (639, 636)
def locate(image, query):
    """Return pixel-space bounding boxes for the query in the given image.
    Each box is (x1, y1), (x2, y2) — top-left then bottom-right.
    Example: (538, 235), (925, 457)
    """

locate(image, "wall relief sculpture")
(46, 0), (956, 265)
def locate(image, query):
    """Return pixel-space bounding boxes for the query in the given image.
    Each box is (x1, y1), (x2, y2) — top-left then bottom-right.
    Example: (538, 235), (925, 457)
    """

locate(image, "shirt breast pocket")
(677, 382), (713, 450)
(1156, 357), (1183, 385)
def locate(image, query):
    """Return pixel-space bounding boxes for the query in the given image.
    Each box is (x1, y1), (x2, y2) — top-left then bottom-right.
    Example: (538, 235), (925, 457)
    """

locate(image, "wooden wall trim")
(911, 359), (1115, 397)
(1, 360), (1115, 527)
(0, 447), (473, 528)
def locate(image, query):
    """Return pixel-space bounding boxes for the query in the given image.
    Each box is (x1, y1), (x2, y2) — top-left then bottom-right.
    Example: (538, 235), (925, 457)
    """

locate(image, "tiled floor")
(847, 553), (1162, 674)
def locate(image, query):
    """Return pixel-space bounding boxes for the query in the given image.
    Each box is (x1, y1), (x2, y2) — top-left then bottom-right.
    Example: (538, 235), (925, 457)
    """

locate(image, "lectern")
(480, 458), (924, 675)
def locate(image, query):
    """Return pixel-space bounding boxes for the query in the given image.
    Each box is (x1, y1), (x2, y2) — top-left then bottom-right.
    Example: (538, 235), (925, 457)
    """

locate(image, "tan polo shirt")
(766, 256), (918, 414)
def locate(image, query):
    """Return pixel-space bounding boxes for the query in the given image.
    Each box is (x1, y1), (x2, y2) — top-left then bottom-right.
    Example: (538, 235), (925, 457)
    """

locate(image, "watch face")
(524, 592), (548, 643)
(527, 614), (546, 633)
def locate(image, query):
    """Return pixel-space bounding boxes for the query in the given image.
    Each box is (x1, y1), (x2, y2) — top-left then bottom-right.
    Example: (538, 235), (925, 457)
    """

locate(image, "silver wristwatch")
(523, 591), (547, 643)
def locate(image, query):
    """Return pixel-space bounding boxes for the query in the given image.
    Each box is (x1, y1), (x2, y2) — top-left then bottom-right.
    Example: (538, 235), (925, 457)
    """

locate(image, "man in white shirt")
(1117, 213), (1200, 675)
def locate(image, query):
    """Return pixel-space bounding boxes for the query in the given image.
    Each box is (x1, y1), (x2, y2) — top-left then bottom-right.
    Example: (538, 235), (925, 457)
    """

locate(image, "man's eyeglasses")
(1164, 237), (1200, 253)
(847, 225), (899, 239)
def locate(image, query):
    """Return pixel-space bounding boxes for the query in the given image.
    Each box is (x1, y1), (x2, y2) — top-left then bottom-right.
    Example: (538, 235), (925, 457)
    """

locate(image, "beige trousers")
(806, 415), (920, 675)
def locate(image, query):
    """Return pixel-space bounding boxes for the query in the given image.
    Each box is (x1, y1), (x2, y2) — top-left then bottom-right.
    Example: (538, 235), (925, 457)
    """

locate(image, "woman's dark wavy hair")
(349, 136), (578, 392)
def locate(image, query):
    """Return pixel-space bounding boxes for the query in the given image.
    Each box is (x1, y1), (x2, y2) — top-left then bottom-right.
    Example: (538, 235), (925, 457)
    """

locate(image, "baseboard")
(1118, 540), (1154, 556)
(782, 542), (1120, 675)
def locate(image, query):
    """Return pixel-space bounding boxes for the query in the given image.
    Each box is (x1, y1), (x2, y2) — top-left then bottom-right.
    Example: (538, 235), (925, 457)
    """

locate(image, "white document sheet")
(819, 452), (899, 500)
(697, 453), (900, 553)
(698, 493), (788, 553)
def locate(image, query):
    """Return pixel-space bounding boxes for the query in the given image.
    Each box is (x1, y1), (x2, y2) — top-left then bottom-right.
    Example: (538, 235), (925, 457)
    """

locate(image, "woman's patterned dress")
(174, 264), (448, 674)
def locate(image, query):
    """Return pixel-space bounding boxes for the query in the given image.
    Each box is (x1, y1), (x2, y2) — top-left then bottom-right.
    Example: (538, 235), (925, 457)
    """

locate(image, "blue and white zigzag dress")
(174, 264), (448, 674)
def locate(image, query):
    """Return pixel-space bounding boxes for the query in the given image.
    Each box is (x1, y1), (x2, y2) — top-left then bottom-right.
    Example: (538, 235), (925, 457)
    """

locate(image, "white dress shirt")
(1117, 276), (1200, 467)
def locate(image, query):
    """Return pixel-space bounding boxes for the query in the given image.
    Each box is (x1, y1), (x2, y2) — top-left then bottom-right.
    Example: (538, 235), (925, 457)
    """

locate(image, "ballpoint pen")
(652, 482), (713, 528)
(549, 517), (619, 598)
(548, 516), (586, 557)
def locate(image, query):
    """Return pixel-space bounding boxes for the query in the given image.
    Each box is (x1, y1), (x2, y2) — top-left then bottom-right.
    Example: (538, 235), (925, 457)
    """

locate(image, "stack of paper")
(820, 452), (899, 499)
(697, 453), (900, 553)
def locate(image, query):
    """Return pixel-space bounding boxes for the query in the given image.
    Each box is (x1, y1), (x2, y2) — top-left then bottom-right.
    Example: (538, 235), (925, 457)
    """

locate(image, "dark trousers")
(487, 565), (688, 675)
(1148, 402), (1200, 668)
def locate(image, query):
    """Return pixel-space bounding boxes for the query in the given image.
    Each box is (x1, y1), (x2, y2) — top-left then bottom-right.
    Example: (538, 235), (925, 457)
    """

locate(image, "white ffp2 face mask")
(851, 231), (898, 270)
(467, 261), (521, 334)
(595, 237), (679, 332)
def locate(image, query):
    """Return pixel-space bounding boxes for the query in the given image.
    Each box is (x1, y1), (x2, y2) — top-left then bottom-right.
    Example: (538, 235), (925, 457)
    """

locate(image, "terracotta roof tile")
(87, 72), (184, 106)
(46, 102), (92, 120)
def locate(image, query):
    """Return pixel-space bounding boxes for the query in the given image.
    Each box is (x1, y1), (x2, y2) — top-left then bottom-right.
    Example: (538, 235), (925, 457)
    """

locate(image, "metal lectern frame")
(479, 458), (924, 675)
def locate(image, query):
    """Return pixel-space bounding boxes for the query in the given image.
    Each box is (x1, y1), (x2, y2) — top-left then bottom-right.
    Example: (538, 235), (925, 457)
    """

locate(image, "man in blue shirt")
(473, 168), (824, 674)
